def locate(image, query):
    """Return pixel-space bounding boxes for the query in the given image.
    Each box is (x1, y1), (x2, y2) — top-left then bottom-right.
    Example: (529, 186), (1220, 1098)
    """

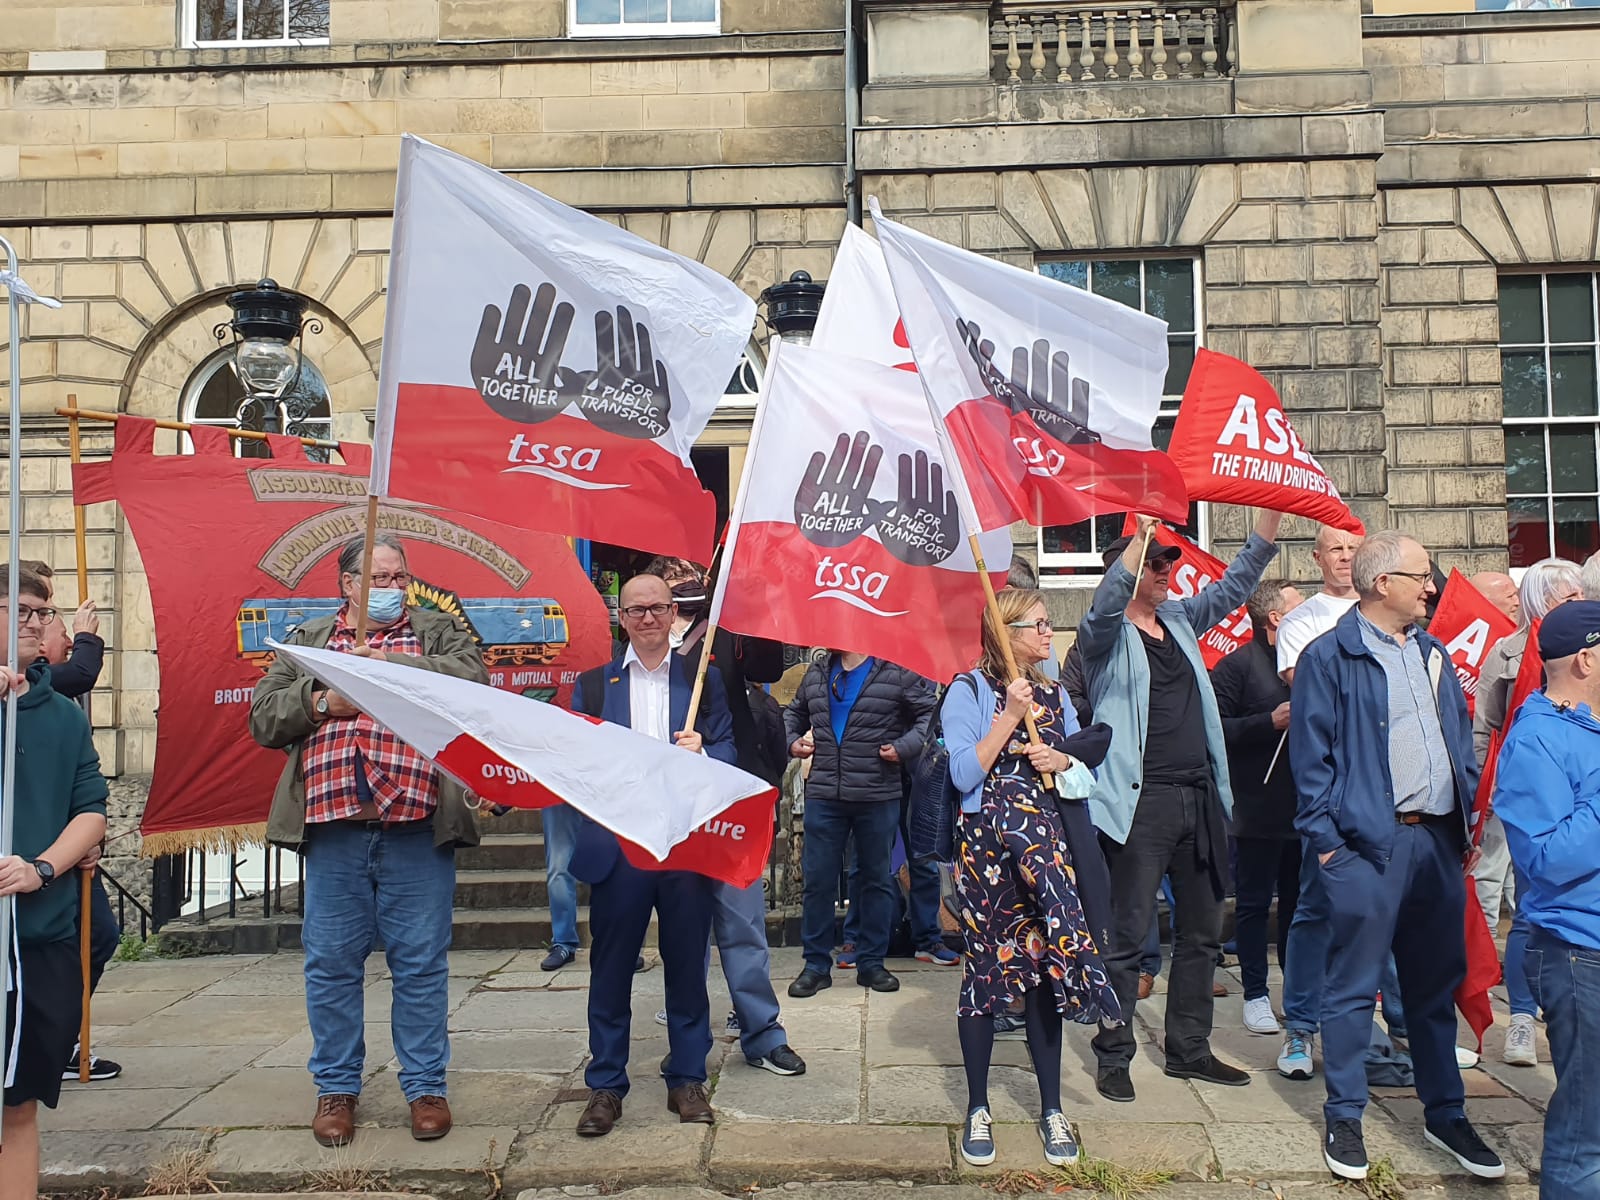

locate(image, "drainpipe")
(844, 0), (861, 227)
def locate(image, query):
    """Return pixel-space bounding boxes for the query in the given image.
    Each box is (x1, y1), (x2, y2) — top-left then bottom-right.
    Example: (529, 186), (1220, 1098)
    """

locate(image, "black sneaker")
(787, 970), (832, 998)
(62, 1052), (122, 1082)
(1424, 1117), (1505, 1179)
(1095, 1067), (1135, 1103)
(1164, 1054), (1251, 1087)
(1324, 1118), (1368, 1181)
(540, 945), (575, 972)
(992, 1011), (1027, 1041)
(747, 1044), (806, 1076)
(856, 965), (901, 993)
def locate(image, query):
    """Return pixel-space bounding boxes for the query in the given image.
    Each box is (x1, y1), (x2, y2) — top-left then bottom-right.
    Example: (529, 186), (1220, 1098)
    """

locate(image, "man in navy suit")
(568, 574), (737, 1137)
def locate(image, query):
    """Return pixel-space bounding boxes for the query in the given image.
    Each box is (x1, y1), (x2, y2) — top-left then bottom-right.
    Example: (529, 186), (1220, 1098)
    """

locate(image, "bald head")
(1313, 525), (1364, 596)
(1470, 572), (1520, 624)
(618, 573), (675, 661)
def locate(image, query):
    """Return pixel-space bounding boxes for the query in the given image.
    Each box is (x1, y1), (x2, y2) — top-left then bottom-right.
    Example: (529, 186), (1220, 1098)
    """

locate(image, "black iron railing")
(98, 863), (156, 940)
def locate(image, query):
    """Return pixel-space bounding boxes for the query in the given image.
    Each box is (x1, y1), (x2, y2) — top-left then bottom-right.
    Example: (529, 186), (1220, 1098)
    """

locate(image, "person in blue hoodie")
(1494, 600), (1600, 1200)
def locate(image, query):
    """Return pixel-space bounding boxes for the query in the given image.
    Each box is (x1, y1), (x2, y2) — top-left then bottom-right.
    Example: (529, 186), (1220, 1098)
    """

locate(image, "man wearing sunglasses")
(783, 647), (936, 998)
(1079, 509), (1283, 1105)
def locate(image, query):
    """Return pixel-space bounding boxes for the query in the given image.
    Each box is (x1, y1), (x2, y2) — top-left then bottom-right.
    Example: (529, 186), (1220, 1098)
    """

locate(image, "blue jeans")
(713, 879), (788, 1062)
(1504, 864), (1536, 1017)
(843, 798), (943, 951)
(303, 821), (456, 1101)
(1525, 926), (1600, 1200)
(802, 798), (898, 974)
(542, 804), (583, 952)
(1283, 849), (1330, 1034)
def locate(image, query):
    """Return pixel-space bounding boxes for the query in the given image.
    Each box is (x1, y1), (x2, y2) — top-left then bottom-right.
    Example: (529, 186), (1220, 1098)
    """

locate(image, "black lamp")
(760, 270), (826, 344)
(214, 278), (321, 435)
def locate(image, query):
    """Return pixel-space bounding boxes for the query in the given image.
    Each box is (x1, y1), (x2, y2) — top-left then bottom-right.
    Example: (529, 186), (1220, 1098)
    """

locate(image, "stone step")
(456, 833), (545, 872)
(479, 808), (546, 836)
(453, 868), (588, 910)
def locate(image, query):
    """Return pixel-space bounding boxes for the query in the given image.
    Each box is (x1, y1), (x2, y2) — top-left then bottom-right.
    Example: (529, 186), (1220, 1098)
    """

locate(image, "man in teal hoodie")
(0, 565), (109, 1200)
(1495, 600), (1600, 1200)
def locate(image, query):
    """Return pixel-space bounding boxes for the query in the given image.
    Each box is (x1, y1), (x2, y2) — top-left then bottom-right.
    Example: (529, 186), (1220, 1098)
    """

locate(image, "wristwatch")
(32, 860), (55, 890)
(315, 692), (330, 718)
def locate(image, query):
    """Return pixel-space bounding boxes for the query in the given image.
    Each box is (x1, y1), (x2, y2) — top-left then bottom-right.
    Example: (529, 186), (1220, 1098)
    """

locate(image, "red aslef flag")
(1167, 350), (1364, 535)
(1428, 570), (1518, 719)
(1118, 516), (1253, 670)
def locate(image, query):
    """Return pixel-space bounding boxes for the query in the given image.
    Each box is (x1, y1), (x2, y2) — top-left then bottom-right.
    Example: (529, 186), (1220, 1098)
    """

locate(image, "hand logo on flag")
(955, 320), (1101, 448)
(471, 288), (672, 441)
(873, 449), (959, 567)
(794, 431), (885, 546)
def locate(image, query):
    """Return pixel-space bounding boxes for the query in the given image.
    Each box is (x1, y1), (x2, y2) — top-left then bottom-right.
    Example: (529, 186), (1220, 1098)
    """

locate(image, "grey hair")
(1006, 555), (1038, 589)
(337, 533), (405, 579)
(1582, 550), (1600, 602)
(1351, 529), (1417, 597)
(1246, 578), (1294, 630)
(1522, 557), (1584, 623)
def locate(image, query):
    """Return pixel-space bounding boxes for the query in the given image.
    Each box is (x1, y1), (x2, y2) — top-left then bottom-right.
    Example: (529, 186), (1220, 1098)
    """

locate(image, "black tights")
(958, 986), (1064, 1113)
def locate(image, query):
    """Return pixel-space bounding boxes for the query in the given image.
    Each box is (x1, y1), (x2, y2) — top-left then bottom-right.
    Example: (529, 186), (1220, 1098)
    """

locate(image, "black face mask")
(671, 581), (708, 619)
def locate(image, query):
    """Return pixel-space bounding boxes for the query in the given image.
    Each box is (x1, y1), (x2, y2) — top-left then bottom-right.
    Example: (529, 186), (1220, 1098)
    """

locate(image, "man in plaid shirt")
(250, 534), (487, 1149)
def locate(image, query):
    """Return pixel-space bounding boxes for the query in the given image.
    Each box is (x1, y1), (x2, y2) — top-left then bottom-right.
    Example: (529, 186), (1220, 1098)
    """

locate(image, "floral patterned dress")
(954, 671), (1121, 1023)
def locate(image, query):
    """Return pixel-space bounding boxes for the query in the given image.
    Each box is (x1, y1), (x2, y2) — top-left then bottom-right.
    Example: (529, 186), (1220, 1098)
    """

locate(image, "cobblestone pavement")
(41, 948), (1551, 1197)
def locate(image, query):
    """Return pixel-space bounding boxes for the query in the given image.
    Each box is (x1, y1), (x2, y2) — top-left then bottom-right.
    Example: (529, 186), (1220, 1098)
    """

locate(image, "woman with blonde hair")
(939, 586), (1119, 1169)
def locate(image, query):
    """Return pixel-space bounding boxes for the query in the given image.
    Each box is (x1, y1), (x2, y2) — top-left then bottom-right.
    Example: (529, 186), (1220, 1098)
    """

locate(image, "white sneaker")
(1456, 1045), (1480, 1069)
(1243, 996), (1282, 1035)
(1503, 1014), (1537, 1067)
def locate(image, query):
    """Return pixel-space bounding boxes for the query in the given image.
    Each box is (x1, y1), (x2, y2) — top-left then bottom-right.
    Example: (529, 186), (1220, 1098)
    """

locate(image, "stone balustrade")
(992, 4), (1236, 85)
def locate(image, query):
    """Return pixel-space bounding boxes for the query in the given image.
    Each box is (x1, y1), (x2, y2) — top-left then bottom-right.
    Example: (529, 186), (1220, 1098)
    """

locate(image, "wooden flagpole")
(676, 536), (727, 739)
(52, 405), (340, 451)
(351, 494), (381, 642)
(968, 533), (1052, 790)
(1128, 522), (1156, 597)
(66, 392), (93, 1083)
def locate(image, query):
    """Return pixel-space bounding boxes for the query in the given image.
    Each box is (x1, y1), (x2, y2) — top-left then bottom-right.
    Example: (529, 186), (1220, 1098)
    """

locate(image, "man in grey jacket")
(1079, 510), (1283, 1103)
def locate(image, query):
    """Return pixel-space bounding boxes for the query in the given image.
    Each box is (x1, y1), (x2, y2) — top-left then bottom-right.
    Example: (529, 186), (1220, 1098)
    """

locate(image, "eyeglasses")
(13, 604), (57, 627)
(1384, 570), (1435, 584)
(1007, 618), (1054, 635)
(370, 573), (412, 588)
(620, 603), (674, 621)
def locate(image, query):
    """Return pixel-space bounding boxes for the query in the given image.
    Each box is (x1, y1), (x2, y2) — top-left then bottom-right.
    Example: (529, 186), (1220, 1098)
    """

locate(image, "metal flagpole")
(1, 235), (23, 1146)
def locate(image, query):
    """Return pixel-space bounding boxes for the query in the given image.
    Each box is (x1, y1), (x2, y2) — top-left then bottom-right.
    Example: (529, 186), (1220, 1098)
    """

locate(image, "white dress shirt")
(623, 644), (674, 743)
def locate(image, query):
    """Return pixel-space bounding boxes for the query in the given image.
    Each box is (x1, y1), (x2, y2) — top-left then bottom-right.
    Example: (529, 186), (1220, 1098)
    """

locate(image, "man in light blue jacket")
(1079, 510), (1282, 1103)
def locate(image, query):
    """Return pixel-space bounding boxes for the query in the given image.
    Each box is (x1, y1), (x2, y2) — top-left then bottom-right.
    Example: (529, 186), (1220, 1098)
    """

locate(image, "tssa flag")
(373, 135), (755, 563)
(1167, 349), (1364, 535)
(870, 201), (1188, 530)
(1119, 515), (1252, 670)
(270, 641), (776, 887)
(717, 343), (1011, 683)
(1429, 569), (1517, 719)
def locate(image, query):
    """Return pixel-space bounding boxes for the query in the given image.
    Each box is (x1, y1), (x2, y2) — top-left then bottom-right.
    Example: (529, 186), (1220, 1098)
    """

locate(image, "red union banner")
(1167, 349), (1364, 536)
(1120, 515), (1253, 670)
(1428, 569), (1518, 719)
(73, 416), (611, 853)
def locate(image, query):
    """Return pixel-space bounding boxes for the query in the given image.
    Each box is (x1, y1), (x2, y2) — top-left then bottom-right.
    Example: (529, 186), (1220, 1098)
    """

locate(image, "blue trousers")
(1320, 821), (1466, 1126)
(842, 796), (944, 952)
(713, 878), (788, 1062)
(802, 798), (898, 974)
(302, 821), (455, 1101)
(1504, 864), (1536, 1017)
(1284, 850), (1408, 1040)
(1526, 926), (1600, 1200)
(586, 859), (713, 1097)
(542, 804), (584, 952)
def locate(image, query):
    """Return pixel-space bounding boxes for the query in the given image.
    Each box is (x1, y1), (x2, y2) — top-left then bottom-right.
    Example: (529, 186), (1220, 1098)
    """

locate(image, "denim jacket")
(1077, 532), (1280, 845)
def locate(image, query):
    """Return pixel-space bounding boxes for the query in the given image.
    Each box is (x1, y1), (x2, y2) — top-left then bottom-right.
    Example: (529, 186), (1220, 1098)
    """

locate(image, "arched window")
(180, 347), (334, 462)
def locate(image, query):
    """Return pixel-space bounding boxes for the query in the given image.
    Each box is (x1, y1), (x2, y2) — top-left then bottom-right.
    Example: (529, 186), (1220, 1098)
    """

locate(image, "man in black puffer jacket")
(783, 650), (936, 996)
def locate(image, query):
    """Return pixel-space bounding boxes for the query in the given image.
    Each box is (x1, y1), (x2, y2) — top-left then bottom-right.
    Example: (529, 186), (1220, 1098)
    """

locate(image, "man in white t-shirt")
(1274, 525), (1363, 1080)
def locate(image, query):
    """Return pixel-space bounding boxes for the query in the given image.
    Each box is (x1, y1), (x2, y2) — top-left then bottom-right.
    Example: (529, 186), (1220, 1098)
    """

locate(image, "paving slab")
(1076, 1119), (1218, 1180)
(360, 1068), (565, 1128)
(100, 957), (262, 992)
(210, 1125), (517, 1187)
(1477, 1055), (1556, 1107)
(708, 1120), (952, 1185)
(770, 999), (863, 1051)
(86, 988), (191, 1024)
(1056, 1040), (1215, 1122)
(68, 1043), (282, 1090)
(447, 1028), (590, 1074)
(1497, 1122), (1544, 1175)
(712, 1048), (860, 1123)
(257, 1021), (396, 1071)
(112, 993), (311, 1047)
(1206, 1120), (1338, 1182)
(480, 971), (564, 990)
(444, 949), (520, 976)
(42, 1086), (205, 1132)
(161, 1066), (316, 1129)
(1375, 1094), (1543, 1127)
(863, 993), (1032, 1069)
(1191, 1072), (1330, 1122)
(505, 1124), (710, 1192)
(866, 1064), (1044, 1124)
(453, 986), (592, 1032)
(40, 1130), (216, 1190)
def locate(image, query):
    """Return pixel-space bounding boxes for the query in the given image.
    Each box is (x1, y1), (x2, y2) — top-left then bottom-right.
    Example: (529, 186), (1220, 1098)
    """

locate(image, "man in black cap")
(1494, 599), (1600, 1200)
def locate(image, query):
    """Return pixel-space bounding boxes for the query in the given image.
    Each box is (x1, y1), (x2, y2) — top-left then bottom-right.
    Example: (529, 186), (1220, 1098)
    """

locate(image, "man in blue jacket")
(1494, 600), (1600, 1200)
(1079, 509), (1282, 1103)
(1290, 530), (1503, 1182)
(567, 574), (738, 1138)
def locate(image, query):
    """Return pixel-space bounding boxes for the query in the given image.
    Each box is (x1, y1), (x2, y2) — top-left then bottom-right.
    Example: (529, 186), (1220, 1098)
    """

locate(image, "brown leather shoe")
(312, 1093), (357, 1147)
(1138, 972), (1154, 1001)
(1212, 979), (1229, 997)
(409, 1094), (452, 1140)
(667, 1082), (715, 1125)
(577, 1089), (623, 1137)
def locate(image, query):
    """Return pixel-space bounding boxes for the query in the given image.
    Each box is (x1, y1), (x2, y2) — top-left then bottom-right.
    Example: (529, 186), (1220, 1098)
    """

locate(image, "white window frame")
(182, 0), (330, 49)
(567, 0), (720, 38)
(1033, 255), (1207, 587)
(1500, 269), (1600, 569)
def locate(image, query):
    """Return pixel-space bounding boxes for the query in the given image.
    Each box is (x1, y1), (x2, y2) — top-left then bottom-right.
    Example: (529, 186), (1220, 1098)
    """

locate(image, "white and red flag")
(1167, 349), (1364, 535)
(870, 201), (1188, 529)
(716, 342), (1010, 683)
(811, 223), (918, 372)
(372, 135), (755, 563)
(1428, 569), (1518, 720)
(269, 640), (775, 887)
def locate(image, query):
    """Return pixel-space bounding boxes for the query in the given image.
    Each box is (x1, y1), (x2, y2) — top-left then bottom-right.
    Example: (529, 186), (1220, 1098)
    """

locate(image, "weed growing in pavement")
(304, 1145), (389, 1193)
(985, 1158), (1177, 1199)
(143, 1145), (219, 1195)
(1357, 1157), (1406, 1200)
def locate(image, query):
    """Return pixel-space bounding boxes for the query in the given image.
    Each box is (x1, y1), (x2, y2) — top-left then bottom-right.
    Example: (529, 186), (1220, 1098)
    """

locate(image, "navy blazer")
(568, 651), (738, 884)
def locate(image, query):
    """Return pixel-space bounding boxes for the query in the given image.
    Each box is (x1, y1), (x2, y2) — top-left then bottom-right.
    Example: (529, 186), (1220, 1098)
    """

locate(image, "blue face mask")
(365, 587), (405, 624)
(1054, 759), (1097, 800)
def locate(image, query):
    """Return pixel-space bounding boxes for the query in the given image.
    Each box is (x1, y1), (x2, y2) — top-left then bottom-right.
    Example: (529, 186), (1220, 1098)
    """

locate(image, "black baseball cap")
(1101, 535), (1183, 570)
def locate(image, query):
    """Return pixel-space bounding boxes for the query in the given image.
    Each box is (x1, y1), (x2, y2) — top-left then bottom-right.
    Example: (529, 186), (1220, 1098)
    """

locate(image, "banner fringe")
(139, 823), (269, 858)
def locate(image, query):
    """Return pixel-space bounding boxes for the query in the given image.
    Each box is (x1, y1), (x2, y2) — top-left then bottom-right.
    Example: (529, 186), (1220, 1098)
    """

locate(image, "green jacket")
(249, 607), (488, 852)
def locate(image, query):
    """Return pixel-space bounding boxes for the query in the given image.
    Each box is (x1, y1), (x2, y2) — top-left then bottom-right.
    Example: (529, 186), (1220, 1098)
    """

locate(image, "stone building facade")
(5, 0), (1600, 876)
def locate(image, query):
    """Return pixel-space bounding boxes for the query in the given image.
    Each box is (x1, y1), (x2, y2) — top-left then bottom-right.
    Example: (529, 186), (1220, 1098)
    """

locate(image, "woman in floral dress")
(939, 587), (1120, 1168)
